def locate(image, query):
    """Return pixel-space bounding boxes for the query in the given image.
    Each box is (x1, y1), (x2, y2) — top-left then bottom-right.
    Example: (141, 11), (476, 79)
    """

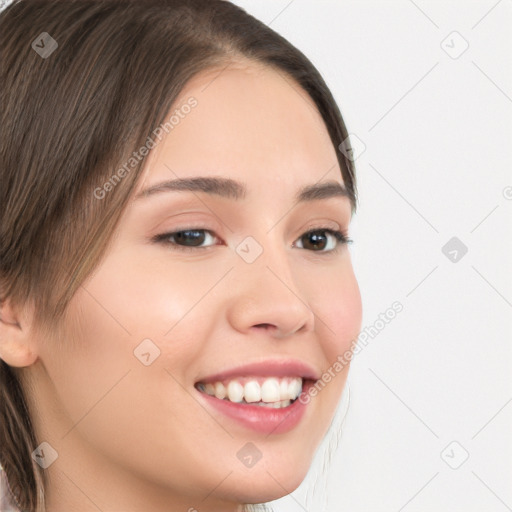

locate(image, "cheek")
(43, 280), (216, 491)
(312, 263), (362, 358)
(300, 262), (361, 420)
(85, 246), (229, 337)
(56, 250), (222, 411)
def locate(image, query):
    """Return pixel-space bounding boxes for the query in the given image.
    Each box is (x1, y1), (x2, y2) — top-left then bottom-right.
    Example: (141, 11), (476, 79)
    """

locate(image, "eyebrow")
(134, 176), (350, 203)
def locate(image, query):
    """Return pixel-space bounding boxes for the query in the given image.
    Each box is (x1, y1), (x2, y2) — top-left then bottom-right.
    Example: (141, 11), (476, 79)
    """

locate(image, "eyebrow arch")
(135, 176), (350, 203)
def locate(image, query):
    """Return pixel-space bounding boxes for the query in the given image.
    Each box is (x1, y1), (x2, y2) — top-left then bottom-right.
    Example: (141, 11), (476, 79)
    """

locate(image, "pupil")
(176, 230), (205, 247)
(305, 231), (326, 250)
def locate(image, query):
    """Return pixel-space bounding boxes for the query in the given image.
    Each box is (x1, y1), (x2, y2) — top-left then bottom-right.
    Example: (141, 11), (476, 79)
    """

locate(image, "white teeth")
(288, 378), (302, 400)
(260, 378), (281, 402)
(214, 382), (226, 400)
(280, 379), (288, 400)
(243, 380), (261, 403)
(227, 381), (244, 403)
(256, 399), (292, 408)
(198, 376), (303, 405)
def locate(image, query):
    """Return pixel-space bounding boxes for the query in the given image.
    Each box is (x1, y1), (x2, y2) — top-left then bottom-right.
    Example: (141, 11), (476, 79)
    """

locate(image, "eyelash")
(151, 226), (353, 254)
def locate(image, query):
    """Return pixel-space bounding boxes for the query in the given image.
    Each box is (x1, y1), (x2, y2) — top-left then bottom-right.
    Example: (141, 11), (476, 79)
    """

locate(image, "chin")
(222, 464), (308, 503)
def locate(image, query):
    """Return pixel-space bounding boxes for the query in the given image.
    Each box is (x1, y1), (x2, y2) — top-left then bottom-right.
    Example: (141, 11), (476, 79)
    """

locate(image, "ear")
(0, 298), (38, 367)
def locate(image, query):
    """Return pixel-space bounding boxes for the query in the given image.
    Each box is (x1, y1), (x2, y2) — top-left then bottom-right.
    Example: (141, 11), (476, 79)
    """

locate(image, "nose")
(225, 243), (316, 339)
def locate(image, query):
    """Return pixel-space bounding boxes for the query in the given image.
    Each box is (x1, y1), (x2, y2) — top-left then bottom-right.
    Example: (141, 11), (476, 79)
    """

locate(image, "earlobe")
(0, 299), (38, 368)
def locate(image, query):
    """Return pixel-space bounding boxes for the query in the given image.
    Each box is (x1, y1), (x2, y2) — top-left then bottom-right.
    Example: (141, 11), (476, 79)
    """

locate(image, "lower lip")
(195, 380), (315, 435)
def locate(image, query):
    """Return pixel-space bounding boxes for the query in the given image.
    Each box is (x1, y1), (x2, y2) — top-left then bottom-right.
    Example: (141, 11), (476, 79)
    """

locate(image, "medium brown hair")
(0, 0), (357, 510)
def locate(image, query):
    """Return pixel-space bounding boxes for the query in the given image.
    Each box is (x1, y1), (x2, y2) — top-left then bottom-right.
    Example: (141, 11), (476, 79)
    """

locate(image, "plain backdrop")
(228, 1), (512, 511)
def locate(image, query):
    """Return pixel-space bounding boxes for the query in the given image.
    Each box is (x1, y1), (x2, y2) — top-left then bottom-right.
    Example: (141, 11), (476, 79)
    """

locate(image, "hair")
(0, 0), (358, 510)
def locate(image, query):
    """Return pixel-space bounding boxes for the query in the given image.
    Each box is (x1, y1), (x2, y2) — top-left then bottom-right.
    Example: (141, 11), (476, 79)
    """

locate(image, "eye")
(152, 228), (219, 251)
(293, 228), (352, 253)
(152, 226), (352, 253)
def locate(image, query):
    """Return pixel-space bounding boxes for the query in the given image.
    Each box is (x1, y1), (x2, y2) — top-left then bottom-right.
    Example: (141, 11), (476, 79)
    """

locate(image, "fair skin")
(0, 60), (362, 511)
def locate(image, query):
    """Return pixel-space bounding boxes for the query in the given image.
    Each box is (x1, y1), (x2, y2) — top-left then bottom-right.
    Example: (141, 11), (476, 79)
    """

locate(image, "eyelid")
(300, 219), (341, 233)
(150, 224), (220, 251)
(150, 223), (352, 253)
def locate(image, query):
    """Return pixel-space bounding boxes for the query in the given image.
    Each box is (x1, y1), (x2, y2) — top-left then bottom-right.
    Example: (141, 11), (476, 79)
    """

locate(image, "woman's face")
(30, 61), (362, 510)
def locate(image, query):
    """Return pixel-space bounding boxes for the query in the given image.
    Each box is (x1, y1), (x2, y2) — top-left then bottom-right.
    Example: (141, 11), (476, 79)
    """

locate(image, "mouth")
(195, 375), (308, 408)
(193, 360), (319, 434)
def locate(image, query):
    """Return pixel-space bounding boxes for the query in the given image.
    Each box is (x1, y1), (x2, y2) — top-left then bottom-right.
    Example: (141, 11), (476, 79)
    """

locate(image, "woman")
(0, 1), (362, 510)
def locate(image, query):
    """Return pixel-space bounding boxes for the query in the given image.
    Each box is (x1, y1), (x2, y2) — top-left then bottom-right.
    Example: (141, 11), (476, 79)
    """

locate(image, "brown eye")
(152, 227), (351, 254)
(153, 228), (219, 251)
(301, 231), (328, 251)
(294, 229), (351, 253)
(172, 230), (208, 247)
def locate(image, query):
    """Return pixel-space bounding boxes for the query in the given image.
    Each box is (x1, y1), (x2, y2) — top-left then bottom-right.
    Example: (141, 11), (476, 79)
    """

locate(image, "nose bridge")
(236, 228), (296, 290)
(226, 231), (316, 338)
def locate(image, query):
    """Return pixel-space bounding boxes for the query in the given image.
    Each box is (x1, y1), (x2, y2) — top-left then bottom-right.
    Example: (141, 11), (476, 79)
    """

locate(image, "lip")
(195, 358), (320, 384)
(195, 379), (316, 435)
(194, 359), (320, 435)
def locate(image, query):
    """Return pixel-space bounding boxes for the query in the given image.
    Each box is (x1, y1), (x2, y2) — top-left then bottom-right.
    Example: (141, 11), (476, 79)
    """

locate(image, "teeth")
(254, 399), (292, 408)
(280, 379), (288, 400)
(197, 376), (303, 406)
(288, 378), (302, 400)
(214, 382), (226, 399)
(244, 381), (261, 403)
(227, 381), (244, 403)
(261, 378), (280, 402)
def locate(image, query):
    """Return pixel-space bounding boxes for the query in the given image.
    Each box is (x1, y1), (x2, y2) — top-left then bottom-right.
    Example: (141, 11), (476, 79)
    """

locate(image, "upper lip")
(195, 359), (320, 384)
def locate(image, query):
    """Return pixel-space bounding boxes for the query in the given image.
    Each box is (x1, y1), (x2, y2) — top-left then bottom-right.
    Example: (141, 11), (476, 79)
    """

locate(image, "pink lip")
(195, 359), (320, 384)
(194, 359), (320, 435)
(196, 380), (316, 435)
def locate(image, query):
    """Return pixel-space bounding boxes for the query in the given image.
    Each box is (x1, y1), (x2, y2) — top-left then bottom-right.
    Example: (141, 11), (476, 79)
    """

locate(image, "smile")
(196, 376), (303, 408)
(194, 359), (319, 434)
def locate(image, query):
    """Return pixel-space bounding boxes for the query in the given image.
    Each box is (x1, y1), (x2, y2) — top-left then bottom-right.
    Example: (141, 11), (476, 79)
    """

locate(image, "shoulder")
(0, 464), (22, 512)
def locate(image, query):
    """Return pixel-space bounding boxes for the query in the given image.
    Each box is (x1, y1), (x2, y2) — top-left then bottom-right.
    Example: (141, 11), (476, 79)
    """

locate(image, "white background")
(230, 1), (512, 511)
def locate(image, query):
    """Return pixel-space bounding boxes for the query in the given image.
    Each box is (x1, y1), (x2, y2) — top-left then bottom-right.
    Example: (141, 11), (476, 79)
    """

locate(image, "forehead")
(136, 60), (344, 196)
